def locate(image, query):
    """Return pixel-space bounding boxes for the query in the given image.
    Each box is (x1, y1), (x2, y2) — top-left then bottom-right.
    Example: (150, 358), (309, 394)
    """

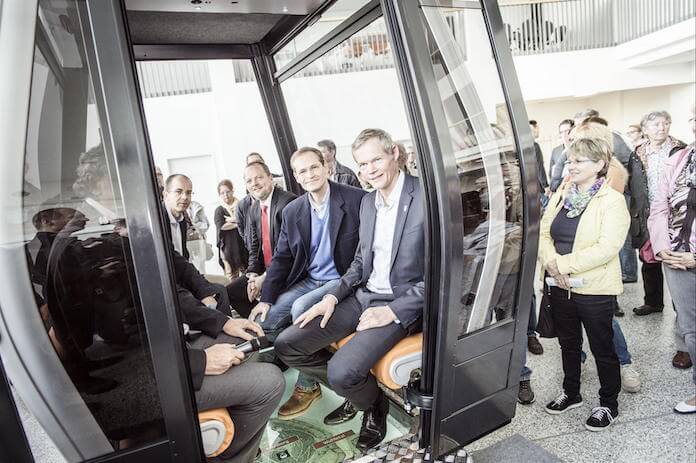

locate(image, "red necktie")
(261, 205), (272, 267)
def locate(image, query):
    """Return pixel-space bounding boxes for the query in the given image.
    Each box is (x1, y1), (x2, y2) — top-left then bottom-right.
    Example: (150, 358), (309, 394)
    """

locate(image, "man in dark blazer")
(226, 162), (296, 317)
(318, 139), (362, 188)
(275, 129), (425, 451)
(248, 147), (365, 421)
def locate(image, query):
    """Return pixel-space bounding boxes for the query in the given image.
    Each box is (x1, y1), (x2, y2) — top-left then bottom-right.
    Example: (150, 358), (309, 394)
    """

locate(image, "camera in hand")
(236, 336), (271, 354)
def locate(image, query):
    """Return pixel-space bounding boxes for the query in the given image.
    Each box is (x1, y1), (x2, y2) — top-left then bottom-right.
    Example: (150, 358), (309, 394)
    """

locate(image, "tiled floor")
(15, 278), (696, 462)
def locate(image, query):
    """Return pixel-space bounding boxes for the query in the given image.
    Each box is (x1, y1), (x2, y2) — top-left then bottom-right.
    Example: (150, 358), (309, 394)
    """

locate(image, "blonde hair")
(351, 128), (395, 156)
(572, 121), (613, 148)
(567, 137), (612, 178)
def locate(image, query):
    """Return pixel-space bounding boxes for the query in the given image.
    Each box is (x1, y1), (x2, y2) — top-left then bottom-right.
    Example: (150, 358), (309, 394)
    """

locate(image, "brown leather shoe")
(672, 351), (693, 369)
(278, 386), (321, 420)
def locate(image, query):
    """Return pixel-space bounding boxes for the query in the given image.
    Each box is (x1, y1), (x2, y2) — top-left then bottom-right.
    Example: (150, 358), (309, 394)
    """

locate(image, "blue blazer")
(260, 181), (366, 304)
(328, 174), (425, 333)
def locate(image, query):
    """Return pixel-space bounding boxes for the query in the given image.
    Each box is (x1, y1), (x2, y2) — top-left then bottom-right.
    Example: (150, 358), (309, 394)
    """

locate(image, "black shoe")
(356, 394), (389, 451)
(632, 304), (663, 316)
(324, 400), (357, 425)
(527, 336), (544, 355)
(614, 305), (625, 317)
(585, 406), (618, 431)
(517, 380), (535, 405)
(545, 391), (583, 415)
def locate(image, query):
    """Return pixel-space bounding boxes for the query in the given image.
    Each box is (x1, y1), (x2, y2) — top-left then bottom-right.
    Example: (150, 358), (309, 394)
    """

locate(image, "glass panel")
(22, 0), (166, 455)
(420, 4), (523, 336)
(273, 0), (372, 70)
(281, 17), (416, 185)
(136, 59), (285, 276)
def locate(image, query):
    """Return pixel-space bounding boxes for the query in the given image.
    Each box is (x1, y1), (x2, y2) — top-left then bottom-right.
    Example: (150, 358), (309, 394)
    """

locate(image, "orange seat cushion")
(333, 332), (423, 390)
(198, 408), (235, 457)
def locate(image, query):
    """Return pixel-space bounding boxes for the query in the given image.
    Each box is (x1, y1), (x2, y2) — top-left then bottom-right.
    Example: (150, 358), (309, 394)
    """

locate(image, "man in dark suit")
(318, 139), (362, 188)
(226, 162), (296, 317)
(275, 129), (425, 451)
(549, 119), (574, 192)
(248, 147), (365, 421)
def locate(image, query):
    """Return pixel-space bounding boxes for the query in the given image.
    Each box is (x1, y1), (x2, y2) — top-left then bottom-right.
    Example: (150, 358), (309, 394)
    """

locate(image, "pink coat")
(647, 145), (696, 255)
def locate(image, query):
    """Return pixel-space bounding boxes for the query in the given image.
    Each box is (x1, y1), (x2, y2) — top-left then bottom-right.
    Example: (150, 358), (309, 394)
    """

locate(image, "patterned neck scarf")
(563, 177), (605, 218)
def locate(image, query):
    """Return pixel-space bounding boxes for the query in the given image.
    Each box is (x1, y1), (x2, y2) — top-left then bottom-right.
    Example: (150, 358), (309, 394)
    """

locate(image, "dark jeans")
(619, 235), (638, 281)
(274, 288), (408, 410)
(641, 261), (664, 308)
(225, 275), (254, 318)
(550, 288), (620, 412)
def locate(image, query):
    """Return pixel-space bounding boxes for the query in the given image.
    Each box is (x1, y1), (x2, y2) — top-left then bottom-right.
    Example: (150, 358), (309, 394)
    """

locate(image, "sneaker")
(545, 391), (583, 415)
(517, 380), (535, 405)
(620, 364), (641, 393)
(585, 406), (618, 431)
(527, 336), (544, 355)
(674, 397), (696, 414)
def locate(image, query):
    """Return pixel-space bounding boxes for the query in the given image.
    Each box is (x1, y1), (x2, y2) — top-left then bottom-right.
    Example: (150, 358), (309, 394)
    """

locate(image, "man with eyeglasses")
(549, 119), (575, 192)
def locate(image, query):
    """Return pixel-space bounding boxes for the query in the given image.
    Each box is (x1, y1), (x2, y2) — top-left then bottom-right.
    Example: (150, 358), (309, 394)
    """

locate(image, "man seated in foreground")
(275, 128), (425, 451)
(248, 147), (365, 422)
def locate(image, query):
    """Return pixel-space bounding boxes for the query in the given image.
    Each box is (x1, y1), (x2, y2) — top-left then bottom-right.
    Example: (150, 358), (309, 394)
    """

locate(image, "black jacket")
(260, 182), (366, 304)
(247, 188), (297, 274)
(334, 162), (362, 188)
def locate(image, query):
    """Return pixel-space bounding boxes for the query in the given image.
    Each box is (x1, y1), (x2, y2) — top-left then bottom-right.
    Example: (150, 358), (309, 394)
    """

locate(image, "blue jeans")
(619, 234), (638, 281)
(261, 277), (340, 391)
(581, 317), (631, 365)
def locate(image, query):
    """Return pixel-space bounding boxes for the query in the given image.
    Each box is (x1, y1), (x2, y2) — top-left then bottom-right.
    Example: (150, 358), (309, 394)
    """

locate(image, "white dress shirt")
(167, 207), (184, 255)
(308, 185), (330, 220)
(366, 172), (405, 295)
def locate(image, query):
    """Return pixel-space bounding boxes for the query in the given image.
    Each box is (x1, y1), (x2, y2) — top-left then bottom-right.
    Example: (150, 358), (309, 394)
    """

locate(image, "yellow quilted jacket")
(538, 182), (630, 295)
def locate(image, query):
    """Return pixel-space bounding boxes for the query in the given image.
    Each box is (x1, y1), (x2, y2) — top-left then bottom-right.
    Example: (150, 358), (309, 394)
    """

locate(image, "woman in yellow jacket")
(539, 137), (630, 431)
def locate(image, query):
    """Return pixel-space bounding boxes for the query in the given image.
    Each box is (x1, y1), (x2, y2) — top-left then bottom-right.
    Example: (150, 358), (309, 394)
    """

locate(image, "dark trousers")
(641, 261), (664, 308)
(550, 288), (620, 412)
(225, 275), (253, 318)
(274, 288), (408, 410)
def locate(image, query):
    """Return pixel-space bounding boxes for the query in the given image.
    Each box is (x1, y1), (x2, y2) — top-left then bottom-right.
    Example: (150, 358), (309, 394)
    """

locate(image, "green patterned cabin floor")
(255, 369), (409, 463)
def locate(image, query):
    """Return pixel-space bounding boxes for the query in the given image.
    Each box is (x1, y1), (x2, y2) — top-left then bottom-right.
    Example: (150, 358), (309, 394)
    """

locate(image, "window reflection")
(421, 6), (523, 336)
(22, 0), (166, 453)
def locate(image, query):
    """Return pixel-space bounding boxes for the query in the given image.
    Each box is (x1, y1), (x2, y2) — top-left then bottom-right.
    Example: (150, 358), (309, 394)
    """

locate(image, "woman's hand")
(556, 273), (571, 290)
(546, 259), (561, 277)
(661, 250), (696, 270)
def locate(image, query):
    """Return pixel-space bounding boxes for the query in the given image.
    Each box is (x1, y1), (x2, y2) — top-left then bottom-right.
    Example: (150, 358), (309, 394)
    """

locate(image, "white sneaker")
(620, 364), (641, 393)
(674, 399), (696, 414)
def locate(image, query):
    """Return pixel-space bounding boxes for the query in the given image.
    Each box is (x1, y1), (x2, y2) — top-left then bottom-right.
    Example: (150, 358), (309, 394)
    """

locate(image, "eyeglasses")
(219, 191), (234, 196)
(168, 189), (193, 197)
(563, 159), (595, 166)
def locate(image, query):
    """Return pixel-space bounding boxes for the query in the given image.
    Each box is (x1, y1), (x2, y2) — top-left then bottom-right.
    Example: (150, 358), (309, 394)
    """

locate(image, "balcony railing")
(501, 0), (695, 56)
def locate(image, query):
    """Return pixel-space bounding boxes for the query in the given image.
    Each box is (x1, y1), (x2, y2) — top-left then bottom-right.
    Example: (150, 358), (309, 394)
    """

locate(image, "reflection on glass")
(22, 0), (166, 454)
(274, 0), (372, 70)
(281, 17), (414, 188)
(421, 5), (523, 336)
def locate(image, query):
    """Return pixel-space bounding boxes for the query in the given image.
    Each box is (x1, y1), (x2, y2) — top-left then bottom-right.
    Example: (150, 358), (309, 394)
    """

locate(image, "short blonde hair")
(572, 121), (613, 148)
(351, 128), (394, 155)
(567, 137), (612, 178)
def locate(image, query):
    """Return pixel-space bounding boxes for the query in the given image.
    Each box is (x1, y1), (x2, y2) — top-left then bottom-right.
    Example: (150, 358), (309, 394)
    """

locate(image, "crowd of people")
(28, 105), (694, 461)
(523, 107), (696, 433)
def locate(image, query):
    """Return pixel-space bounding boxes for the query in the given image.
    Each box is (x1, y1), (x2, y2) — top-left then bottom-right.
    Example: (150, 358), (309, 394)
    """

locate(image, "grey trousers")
(191, 333), (285, 463)
(663, 265), (696, 385)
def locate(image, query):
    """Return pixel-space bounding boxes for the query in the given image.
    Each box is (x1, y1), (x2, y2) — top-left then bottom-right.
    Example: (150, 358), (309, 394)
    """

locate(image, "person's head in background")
(163, 174), (193, 218)
(558, 119), (575, 148)
(246, 152), (265, 165)
(244, 162), (274, 202)
(640, 110), (672, 146)
(529, 120), (540, 140)
(625, 124), (644, 149)
(317, 139), (337, 174)
(217, 179), (236, 205)
(573, 108), (600, 127)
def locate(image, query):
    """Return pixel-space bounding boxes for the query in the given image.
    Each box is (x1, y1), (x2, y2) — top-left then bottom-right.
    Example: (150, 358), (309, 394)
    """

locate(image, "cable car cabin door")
(0, 1), (204, 461)
(382, 0), (540, 457)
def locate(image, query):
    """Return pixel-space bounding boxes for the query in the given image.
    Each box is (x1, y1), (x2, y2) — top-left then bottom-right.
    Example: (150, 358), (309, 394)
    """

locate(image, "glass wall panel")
(21, 0), (167, 456)
(420, 3), (524, 336)
(281, 17), (416, 185)
(274, 0), (372, 70)
(136, 59), (285, 276)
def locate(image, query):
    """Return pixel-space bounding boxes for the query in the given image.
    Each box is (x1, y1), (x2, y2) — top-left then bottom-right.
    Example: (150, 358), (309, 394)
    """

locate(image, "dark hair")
(574, 109), (599, 120)
(217, 179), (234, 194)
(316, 139), (336, 154)
(583, 116), (609, 127)
(291, 147), (325, 170)
(559, 119), (575, 129)
(529, 120), (538, 127)
(245, 161), (271, 177)
(246, 152), (264, 163)
(165, 174), (192, 190)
